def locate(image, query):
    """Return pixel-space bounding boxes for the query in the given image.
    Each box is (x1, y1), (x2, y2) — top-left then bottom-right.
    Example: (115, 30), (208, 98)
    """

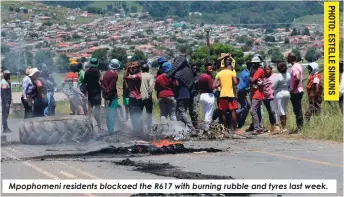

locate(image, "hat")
(89, 58), (99, 68)
(308, 62), (319, 75)
(251, 56), (261, 63)
(29, 68), (40, 77)
(109, 59), (121, 70)
(70, 60), (78, 65)
(157, 56), (168, 64)
(162, 62), (172, 73)
(3, 70), (11, 74)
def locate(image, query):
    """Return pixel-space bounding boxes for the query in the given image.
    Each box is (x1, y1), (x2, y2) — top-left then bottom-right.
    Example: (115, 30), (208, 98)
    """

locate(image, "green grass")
(294, 14), (324, 25)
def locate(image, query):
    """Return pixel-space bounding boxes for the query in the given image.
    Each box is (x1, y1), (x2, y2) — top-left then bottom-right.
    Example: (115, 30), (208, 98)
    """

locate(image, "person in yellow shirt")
(213, 55), (244, 134)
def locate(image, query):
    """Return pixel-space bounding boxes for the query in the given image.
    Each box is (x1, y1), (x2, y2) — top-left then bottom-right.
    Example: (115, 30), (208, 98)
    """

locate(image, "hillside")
(42, 1), (335, 25)
(1, 1), (100, 25)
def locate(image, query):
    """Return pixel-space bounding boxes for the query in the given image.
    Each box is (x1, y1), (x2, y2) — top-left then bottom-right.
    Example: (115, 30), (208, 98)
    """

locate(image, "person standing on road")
(77, 61), (87, 113)
(154, 62), (178, 121)
(198, 63), (215, 130)
(1, 69), (13, 133)
(156, 56), (168, 77)
(167, 55), (196, 132)
(249, 56), (265, 135)
(83, 58), (102, 130)
(262, 65), (278, 133)
(213, 57), (243, 134)
(304, 62), (323, 121)
(235, 64), (250, 129)
(272, 62), (291, 134)
(125, 62), (144, 137)
(140, 61), (155, 133)
(189, 65), (200, 129)
(21, 67), (33, 119)
(40, 63), (56, 116)
(122, 64), (130, 122)
(100, 59), (120, 134)
(287, 52), (304, 131)
(28, 68), (48, 117)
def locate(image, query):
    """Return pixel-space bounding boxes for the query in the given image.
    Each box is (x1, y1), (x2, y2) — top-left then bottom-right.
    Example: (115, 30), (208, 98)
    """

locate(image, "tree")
(131, 50), (147, 61)
(191, 43), (245, 68)
(130, 5), (138, 13)
(23, 9), (28, 14)
(107, 4), (113, 11)
(1, 45), (10, 54)
(305, 48), (319, 62)
(285, 27), (290, 32)
(284, 37), (290, 44)
(1, 31), (7, 37)
(43, 21), (53, 26)
(35, 51), (54, 70)
(92, 48), (108, 70)
(271, 48), (284, 63)
(265, 35), (275, 42)
(265, 28), (274, 34)
(290, 28), (298, 36)
(109, 47), (128, 67)
(291, 48), (302, 62)
(245, 40), (253, 47)
(15, 7), (20, 12)
(3, 51), (33, 73)
(55, 54), (69, 72)
(303, 27), (310, 36)
(9, 7), (14, 12)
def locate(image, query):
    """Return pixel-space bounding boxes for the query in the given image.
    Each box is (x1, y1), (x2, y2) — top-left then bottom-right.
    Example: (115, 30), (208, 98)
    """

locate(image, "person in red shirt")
(249, 56), (265, 135)
(305, 62), (323, 121)
(198, 63), (215, 130)
(154, 62), (177, 121)
(100, 59), (120, 134)
(124, 62), (143, 137)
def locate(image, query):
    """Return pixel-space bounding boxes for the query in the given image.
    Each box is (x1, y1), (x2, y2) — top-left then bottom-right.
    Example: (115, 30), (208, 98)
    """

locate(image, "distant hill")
(43, 1), (343, 25)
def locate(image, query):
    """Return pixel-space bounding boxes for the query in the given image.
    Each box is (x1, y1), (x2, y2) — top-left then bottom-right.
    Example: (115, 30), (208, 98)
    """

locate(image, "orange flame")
(151, 139), (182, 148)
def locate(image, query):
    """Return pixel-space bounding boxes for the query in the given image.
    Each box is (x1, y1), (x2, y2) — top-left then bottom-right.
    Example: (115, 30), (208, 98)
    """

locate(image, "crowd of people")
(1, 53), (343, 138)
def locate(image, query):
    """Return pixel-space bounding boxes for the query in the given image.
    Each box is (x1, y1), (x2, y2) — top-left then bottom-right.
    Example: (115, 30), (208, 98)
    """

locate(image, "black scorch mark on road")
(115, 159), (250, 196)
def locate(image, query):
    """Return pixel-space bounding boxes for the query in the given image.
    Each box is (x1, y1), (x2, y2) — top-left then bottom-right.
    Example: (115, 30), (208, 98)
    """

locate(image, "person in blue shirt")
(235, 64), (251, 128)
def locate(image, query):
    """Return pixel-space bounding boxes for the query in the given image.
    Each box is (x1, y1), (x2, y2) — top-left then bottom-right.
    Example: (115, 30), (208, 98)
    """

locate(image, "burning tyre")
(19, 115), (94, 145)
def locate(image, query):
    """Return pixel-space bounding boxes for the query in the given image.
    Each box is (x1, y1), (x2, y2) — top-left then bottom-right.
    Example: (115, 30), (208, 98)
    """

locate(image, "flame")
(151, 139), (182, 148)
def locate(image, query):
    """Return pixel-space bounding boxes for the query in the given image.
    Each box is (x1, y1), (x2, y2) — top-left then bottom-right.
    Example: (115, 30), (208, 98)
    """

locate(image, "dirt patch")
(115, 159), (250, 196)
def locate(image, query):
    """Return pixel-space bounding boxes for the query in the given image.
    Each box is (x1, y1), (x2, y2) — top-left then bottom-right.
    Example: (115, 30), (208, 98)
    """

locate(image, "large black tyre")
(19, 115), (94, 145)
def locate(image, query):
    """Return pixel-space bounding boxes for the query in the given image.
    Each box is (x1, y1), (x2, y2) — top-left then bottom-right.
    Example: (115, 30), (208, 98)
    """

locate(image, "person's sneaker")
(2, 128), (12, 133)
(252, 130), (264, 135)
(234, 129), (245, 135)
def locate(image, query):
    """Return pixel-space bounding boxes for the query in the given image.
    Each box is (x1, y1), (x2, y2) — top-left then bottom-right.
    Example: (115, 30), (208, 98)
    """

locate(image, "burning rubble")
(29, 139), (222, 160)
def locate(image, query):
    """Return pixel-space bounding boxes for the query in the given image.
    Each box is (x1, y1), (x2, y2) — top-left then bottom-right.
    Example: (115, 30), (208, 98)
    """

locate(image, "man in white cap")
(249, 56), (265, 135)
(100, 59), (120, 134)
(1, 69), (12, 133)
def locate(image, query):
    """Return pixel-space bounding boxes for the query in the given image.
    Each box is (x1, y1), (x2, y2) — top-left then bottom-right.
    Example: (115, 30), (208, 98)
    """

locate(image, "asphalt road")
(1, 118), (343, 197)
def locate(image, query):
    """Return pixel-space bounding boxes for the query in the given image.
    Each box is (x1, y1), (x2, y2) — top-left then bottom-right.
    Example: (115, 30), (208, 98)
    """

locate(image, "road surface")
(1, 118), (343, 196)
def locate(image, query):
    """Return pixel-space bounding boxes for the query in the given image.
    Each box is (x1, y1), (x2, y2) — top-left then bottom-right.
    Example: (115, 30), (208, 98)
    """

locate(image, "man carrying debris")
(167, 55), (196, 134)
(1, 68), (12, 133)
(83, 58), (102, 130)
(101, 59), (120, 134)
(140, 61), (155, 133)
(61, 61), (85, 115)
(213, 54), (243, 134)
(124, 62), (144, 137)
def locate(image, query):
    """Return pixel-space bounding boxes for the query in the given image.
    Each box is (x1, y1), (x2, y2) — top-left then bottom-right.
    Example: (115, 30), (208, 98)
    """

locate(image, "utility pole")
(205, 28), (210, 62)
